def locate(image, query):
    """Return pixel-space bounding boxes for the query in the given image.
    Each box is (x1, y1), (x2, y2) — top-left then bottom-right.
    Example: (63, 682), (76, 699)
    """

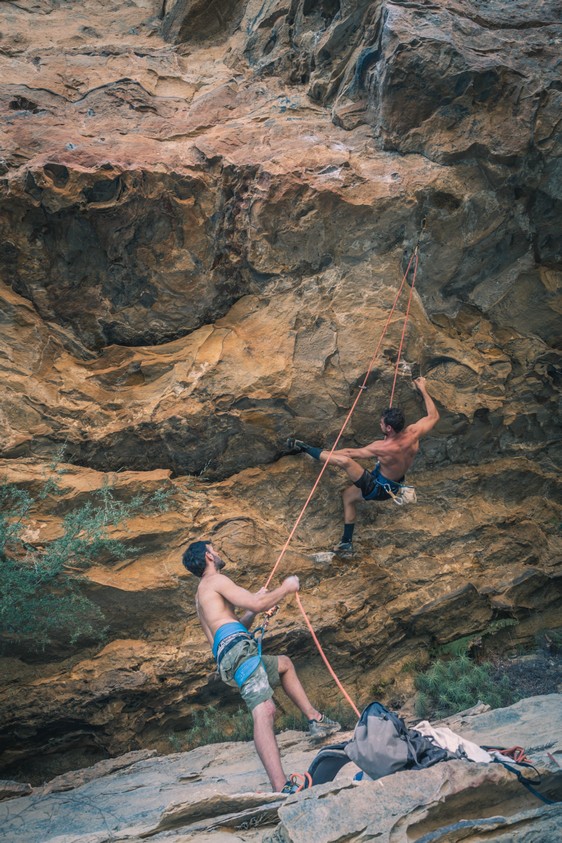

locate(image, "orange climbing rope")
(264, 246), (418, 589)
(389, 249), (419, 408)
(261, 239), (422, 715)
(295, 592), (360, 718)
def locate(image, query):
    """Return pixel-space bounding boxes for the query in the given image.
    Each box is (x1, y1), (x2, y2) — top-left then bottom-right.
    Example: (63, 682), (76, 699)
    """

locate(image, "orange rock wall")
(0, 0), (560, 779)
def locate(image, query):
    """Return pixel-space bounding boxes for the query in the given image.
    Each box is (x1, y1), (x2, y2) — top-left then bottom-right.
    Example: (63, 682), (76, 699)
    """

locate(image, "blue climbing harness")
(213, 621), (266, 689)
(363, 464), (403, 501)
(233, 636), (263, 688)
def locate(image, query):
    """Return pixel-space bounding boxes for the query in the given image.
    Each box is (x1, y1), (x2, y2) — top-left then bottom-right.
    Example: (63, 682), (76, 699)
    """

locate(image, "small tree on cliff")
(0, 475), (172, 651)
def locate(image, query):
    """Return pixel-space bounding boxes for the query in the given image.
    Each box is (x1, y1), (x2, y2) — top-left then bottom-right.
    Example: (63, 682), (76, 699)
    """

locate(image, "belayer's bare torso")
(195, 575), (240, 646)
(193, 552), (299, 650)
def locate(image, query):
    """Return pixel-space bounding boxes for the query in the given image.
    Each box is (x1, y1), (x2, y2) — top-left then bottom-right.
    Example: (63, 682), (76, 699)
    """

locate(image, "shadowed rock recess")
(0, 0), (561, 810)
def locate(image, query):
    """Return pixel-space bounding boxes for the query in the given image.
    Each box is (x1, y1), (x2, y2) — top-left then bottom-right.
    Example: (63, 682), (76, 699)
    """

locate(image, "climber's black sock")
(342, 523), (355, 543)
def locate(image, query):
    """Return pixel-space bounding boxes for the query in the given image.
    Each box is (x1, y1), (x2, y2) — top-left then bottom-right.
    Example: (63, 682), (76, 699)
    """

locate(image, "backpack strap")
(308, 742), (351, 785)
(494, 759), (556, 805)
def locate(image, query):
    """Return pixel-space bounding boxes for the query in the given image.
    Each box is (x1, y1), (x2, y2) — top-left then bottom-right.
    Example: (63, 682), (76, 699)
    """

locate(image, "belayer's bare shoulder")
(210, 573), (236, 591)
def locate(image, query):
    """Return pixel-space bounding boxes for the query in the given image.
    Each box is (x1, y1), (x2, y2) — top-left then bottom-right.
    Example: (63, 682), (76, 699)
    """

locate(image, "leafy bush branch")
(0, 476), (173, 651)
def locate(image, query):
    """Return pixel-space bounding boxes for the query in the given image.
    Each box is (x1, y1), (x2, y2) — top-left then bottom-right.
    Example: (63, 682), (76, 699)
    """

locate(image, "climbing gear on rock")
(280, 771), (312, 794)
(385, 483), (417, 506)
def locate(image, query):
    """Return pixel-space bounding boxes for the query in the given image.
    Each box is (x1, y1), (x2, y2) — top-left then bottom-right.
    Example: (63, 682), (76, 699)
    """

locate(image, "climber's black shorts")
(354, 467), (403, 501)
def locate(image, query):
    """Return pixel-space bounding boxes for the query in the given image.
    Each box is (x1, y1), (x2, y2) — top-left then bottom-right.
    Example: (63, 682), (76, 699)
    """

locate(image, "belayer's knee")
(253, 698), (276, 722)
(278, 655), (293, 673)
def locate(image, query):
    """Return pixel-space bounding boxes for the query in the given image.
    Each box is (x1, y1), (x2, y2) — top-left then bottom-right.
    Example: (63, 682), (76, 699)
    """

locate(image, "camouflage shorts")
(218, 636), (280, 712)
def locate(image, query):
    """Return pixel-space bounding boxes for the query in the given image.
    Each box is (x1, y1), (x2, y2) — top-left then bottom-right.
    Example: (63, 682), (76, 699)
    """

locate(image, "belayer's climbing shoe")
(333, 540), (354, 556)
(285, 438), (307, 453)
(308, 714), (341, 740)
(280, 771), (312, 794)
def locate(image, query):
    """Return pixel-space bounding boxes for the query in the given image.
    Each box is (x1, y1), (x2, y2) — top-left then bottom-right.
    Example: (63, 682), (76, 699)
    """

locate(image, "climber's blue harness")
(363, 464), (403, 500)
(213, 621), (264, 688)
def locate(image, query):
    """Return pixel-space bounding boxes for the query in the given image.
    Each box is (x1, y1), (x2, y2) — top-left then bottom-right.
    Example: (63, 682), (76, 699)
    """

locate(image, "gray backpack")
(308, 702), (455, 786)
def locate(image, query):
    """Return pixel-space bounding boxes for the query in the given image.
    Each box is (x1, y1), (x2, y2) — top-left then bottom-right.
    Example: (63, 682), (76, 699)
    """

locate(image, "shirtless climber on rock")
(182, 541), (340, 793)
(287, 377), (439, 554)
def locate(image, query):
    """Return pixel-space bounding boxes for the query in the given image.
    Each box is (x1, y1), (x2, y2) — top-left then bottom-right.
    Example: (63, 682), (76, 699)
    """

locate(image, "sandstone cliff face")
(0, 0), (560, 780)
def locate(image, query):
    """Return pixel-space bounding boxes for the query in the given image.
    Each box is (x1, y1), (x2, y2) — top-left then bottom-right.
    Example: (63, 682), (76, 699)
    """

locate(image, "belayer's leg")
(277, 655), (320, 720)
(252, 699), (286, 792)
(277, 656), (341, 739)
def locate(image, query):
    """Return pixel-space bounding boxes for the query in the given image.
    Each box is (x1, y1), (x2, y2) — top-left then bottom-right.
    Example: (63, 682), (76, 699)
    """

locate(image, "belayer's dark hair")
(381, 407), (405, 433)
(182, 540), (209, 578)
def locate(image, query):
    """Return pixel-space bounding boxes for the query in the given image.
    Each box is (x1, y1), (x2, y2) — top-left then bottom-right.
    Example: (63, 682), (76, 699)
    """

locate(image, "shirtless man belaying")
(287, 377), (439, 554)
(182, 541), (340, 793)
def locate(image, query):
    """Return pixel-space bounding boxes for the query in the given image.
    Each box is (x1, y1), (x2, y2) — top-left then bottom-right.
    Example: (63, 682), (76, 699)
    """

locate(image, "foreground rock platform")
(1, 695), (560, 842)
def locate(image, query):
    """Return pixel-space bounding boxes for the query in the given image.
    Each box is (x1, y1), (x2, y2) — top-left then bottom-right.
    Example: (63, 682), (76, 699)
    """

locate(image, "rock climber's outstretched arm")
(408, 377), (440, 437)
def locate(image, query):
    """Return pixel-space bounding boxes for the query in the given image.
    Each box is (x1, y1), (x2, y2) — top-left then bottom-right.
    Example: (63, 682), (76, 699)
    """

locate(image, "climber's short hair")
(182, 540), (209, 578)
(381, 407), (405, 433)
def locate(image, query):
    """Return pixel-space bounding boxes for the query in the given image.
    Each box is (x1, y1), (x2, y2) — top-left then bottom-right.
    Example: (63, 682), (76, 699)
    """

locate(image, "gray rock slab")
(445, 693), (562, 766)
(0, 780), (32, 801)
(0, 730), (324, 843)
(268, 762), (562, 843)
(1, 697), (560, 843)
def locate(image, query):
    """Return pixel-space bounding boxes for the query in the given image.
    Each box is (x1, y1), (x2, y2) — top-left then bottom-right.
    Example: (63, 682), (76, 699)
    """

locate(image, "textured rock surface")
(0, 0), (561, 782)
(0, 695), (560, 843)
(269, 696), (562, 842)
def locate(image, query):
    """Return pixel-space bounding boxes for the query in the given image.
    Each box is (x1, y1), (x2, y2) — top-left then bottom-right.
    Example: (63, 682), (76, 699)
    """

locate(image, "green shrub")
(437, 619), (519, 658)
(0, 476), (172, 650)
(179, 706), (254, 750)
(414, 654), (515, 719)
(173, 700), (358, 752)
